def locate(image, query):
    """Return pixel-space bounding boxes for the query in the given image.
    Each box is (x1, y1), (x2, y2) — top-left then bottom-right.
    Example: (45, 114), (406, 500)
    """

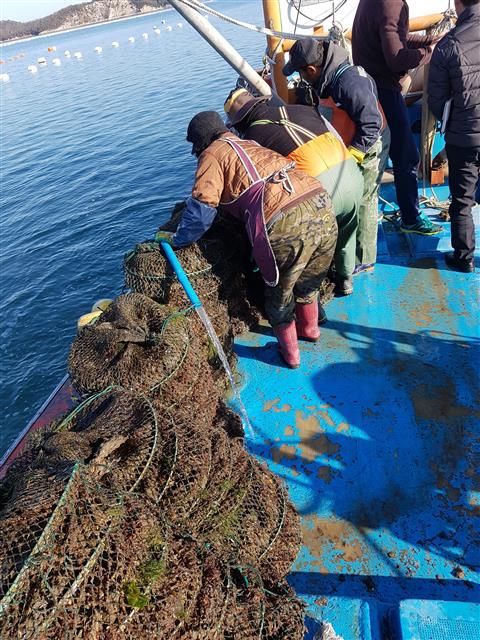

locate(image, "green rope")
(55, 384), (121, 433)
(258, 481), (287, 562)
(159, 306), (195, 335)
(150, 335), (190, 392)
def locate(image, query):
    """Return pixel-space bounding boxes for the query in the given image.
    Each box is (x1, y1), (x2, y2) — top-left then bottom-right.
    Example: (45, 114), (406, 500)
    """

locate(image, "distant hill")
(0, 0), (170, 42)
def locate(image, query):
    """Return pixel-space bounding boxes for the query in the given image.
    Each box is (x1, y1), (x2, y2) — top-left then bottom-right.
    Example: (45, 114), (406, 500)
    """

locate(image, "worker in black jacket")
(428, 0), (480, 273)
(284, 38), (390, 275)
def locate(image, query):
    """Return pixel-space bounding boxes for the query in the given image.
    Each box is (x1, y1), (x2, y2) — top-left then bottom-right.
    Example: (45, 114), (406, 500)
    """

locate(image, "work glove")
(155, 230), (174, 244)
(348, 146), (366, 164)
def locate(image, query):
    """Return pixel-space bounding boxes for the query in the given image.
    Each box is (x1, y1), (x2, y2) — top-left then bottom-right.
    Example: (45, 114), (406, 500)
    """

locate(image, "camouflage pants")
(356, 126), (391, 265)
(265, 193), (337, 327)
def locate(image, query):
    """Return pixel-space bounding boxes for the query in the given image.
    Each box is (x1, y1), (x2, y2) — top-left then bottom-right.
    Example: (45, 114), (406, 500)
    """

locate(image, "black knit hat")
(282, 38), (324, 76)
(186, 111), (228, 157)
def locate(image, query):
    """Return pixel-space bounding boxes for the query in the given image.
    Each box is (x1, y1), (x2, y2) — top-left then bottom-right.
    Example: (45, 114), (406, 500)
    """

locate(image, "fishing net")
(1, 203), (306, 637)
(123, 241), (234, 352)
(0, 388), (159, 605)
(194, 456), (302, 582)
(223, 567), (306, 640)
(68, 293), (223, 400)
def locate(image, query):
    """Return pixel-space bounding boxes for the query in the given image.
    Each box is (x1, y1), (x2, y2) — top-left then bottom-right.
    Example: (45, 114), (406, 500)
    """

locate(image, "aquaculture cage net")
(2, 214), (307, 638)
(0, 386), (163, 635)
(0, 390), (304, 639)
(68, 293), (224, 398)
(123, 240), (253, 344)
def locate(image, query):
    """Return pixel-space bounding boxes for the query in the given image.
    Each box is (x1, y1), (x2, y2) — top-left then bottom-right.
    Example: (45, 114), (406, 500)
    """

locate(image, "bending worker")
(158, 111), (337, 369)
(284, 37), (389, 275)
(224, 87), (363, 296)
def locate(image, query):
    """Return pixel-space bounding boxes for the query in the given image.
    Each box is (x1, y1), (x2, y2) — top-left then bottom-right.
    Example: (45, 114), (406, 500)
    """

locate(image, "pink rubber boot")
(273, 321), (300, 369)
(295, 302), (320, 342)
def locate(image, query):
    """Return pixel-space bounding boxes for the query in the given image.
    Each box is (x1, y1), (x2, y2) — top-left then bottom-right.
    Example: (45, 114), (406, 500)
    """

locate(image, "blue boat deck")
(234, 183), (480, 639)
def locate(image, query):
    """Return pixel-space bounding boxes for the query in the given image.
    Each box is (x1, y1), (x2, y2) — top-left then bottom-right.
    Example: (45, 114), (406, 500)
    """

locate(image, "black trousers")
(446, 144), (480, 262)
(378, 87), (420, 225)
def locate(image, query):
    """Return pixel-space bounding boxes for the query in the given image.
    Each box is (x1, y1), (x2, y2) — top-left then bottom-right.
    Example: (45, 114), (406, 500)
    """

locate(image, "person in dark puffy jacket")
(428, 0), (480, 273)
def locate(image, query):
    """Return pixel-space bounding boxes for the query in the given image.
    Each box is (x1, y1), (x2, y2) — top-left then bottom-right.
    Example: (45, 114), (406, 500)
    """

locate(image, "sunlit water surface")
(0, 1), (265, 456)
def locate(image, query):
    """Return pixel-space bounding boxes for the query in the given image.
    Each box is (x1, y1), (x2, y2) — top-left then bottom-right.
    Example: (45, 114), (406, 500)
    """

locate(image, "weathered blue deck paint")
(232, 190), (480, 638)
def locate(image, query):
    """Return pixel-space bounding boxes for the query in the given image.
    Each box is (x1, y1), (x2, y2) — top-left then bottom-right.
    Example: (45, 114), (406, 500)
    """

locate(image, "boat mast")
(262, 0), (290, 103)
(167, 0), (273, 97)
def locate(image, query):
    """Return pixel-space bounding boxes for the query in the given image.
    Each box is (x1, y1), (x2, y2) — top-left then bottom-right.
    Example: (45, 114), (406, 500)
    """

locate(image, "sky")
(1, 1), (75, 23)
(0, 0), (454, 24)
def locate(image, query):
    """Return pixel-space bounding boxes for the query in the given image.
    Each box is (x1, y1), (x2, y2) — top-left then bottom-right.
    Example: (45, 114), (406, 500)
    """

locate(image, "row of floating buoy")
(0, 53), (26, 64)
(2, 22), (185, 80)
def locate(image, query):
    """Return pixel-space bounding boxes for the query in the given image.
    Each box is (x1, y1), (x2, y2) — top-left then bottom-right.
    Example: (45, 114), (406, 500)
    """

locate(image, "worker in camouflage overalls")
(225, 88), (363, 296)
(157, 111), (337, 369)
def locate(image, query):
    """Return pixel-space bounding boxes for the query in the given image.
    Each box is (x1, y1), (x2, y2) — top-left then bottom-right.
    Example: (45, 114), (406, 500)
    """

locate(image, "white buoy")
(64, 50), (71, 57)
(154, 28), (161, 34)
(37, 57), (47, 65)
(52, 58), (61, 66)
(94, 46), (103, 53)
(27, 64), (38, 73)
(73, 52), (83, 59)
(177, 22), (183, 28)
(166, 25), (172, 32)
(128, 36), (135, 43)
(142, 32), (148, 39)
(161, 20), (166, 24)
(0, 73), (10, 82)
(112, 41), (120, 47)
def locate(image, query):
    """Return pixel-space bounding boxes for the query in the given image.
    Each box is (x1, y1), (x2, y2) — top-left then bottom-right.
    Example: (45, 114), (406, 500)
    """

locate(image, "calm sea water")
(0, 1), (265, 457)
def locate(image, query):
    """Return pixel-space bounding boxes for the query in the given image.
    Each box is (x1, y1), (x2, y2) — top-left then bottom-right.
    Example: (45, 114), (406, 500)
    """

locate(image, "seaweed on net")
(1, 212), (307, 638)
(194, 457), (302, 582)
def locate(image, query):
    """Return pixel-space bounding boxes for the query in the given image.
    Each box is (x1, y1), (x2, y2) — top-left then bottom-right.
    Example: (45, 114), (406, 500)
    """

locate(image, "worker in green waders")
(284, 37), (392, 274)
(224, 88), (363, 296)
(157, 111), (338, 369)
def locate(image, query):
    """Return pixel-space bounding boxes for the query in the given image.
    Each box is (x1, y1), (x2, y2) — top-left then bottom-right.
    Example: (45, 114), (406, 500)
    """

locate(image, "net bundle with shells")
(0, 211), (306, 639)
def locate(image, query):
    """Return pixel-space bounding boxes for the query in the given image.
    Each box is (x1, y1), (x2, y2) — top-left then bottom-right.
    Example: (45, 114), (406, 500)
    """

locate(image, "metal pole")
(168, 0), (273, 98)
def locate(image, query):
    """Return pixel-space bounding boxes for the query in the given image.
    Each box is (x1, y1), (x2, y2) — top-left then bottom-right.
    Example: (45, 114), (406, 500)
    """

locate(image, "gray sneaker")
(400, 213), (443, 235)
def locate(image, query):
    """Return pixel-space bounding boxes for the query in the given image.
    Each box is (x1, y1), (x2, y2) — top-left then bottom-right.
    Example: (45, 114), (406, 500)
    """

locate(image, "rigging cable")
(175, 0), (331, 40)
(289, 0), (349, 25)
